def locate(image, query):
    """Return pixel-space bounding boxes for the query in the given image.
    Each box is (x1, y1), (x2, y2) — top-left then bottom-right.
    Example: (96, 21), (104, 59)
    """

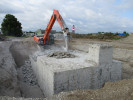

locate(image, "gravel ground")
(47, 79), (133, 100)
(21, 60), (37, 86)
(17, 60), (44, 98)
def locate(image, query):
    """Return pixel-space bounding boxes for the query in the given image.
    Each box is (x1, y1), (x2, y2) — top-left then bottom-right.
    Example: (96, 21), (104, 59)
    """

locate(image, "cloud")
(0, 0), (24, 14)
(0, 0), (133, 33)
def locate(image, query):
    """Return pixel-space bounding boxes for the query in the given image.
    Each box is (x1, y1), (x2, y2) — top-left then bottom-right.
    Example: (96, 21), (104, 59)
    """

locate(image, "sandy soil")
(46, 79), (133, 100)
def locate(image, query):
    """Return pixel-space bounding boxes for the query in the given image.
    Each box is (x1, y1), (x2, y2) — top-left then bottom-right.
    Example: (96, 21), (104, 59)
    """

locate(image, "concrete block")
(88, 43), (113, 65)
(30, 43), (121, 97)
(54, 67), (92, 94)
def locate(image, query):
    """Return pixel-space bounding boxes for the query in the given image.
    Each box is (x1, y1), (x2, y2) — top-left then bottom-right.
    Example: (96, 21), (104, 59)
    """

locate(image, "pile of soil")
(47, 79), (133, 100)
(47, 51), (76, 59)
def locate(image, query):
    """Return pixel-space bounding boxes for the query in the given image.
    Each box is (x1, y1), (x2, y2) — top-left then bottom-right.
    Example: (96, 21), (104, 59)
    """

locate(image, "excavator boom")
(43, 14), (56, 44)
(53, 10), (67, 30)
(43, 9), (68, 44)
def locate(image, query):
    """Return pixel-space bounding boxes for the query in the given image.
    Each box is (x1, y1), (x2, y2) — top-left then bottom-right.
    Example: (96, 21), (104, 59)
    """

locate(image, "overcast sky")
(0, 0), (133, 33)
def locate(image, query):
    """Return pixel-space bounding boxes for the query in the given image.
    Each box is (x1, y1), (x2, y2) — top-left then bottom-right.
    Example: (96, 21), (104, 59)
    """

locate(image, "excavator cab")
(34, 34), (54, 45)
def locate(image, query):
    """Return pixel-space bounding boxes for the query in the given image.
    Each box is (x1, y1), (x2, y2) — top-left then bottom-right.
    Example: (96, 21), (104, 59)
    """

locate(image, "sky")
(0, 0), (133, 34)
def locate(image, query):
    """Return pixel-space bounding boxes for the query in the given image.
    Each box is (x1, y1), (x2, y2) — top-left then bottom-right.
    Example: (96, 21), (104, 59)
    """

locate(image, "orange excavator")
(34, 9), (69, 50)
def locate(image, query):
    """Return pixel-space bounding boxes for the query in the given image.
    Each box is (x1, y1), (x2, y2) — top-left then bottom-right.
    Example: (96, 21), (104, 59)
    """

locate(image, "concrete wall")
(30, 43), (122, 97)
(53, 60), (121, 93)
(87, 44), (113, 65)
(31, 57), (54, 97)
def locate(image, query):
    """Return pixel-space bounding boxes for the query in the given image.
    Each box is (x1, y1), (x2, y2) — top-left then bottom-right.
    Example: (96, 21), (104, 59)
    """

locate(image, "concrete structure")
(87, 44), (113, 65)
(30, 43), (122, 97)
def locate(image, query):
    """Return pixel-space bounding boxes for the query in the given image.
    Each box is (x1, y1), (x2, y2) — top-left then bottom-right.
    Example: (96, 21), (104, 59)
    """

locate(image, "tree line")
(1, 14), (22, 37)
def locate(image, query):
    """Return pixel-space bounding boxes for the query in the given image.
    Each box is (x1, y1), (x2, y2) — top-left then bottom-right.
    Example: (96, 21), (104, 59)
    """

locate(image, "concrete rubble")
(47, 51), (76, 59)
(21, 60), (37, 86)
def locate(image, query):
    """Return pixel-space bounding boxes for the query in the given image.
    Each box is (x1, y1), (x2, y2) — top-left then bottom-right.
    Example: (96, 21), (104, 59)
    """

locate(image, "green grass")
(71, 33), (129, 40)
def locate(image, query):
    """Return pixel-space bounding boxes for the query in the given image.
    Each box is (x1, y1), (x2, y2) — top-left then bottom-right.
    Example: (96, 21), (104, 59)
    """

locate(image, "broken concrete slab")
(47, 51), (76, 59)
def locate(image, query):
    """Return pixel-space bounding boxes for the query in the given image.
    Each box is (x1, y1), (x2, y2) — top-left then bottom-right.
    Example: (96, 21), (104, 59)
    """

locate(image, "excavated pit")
(1, 35), (133, 99)
(0, 41), (124, 98)
(0, 40), (123, 98)
(7, 40), (73, 98)
(0, 40), (44, 98)
(10, 41), (40, 67)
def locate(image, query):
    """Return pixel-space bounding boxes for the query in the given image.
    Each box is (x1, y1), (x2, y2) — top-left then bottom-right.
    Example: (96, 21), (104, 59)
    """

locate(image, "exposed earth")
(0, 33), (133, 100)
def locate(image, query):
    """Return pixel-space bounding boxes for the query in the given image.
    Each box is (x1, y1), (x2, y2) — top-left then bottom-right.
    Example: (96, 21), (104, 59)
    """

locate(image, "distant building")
(23, 31), (34, 36)
(101, 32), (105, 34)
(23, 31), (27, 35)
(35, 29), (56, 35)
(35, 29), (44, 35)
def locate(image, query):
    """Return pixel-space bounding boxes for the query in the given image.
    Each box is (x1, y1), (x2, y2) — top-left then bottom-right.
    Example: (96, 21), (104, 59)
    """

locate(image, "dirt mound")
(1, 79), (133, 100)
(0, 41), (20, 97)
(118, 33), (133, 44)
(47, 51), (76, 59)
(47, 79), (133, 100)
(10, 41), (39, 67)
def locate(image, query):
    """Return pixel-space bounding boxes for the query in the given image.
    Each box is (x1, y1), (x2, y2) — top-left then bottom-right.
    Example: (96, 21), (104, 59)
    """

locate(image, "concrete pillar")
(87, 44), (113, 65)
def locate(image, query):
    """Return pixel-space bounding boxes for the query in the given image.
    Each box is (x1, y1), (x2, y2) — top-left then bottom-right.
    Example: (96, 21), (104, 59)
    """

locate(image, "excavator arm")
(53, 9), (67, 31)
(43, 14), (56, 44)
(34, 9), (69, 48)
(43, 9), (68, 44)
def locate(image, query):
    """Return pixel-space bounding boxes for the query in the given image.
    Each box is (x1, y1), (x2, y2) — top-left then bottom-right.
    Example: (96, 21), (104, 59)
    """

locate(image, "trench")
(9, 41), (45, 98)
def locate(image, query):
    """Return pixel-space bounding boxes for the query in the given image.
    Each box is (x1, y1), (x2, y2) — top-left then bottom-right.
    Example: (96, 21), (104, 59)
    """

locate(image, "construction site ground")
(0, 33), (133, 100)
